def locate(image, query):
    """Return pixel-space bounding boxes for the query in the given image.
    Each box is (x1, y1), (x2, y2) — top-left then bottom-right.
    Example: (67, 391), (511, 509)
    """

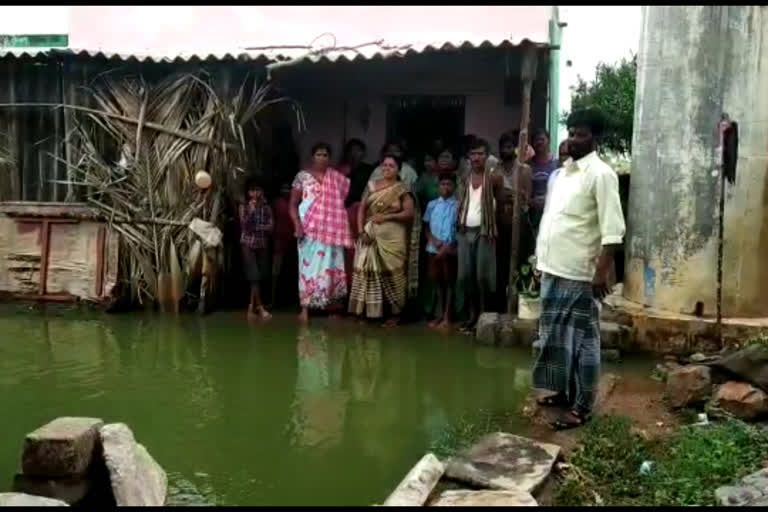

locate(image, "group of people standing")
(240, 107), (627, 431)
(238, 128), (562, 329)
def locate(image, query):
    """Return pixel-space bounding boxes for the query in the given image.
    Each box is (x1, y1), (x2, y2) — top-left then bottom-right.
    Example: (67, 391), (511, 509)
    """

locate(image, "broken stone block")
(595, 373), (620, 410)
(430, 489), (537, 507)
(741, 468), (768, 490)
(382, 453), (444, 506)
(22, 417), (103, 478)
(100, 423), (167, 506)
(715, 485), (763, 506)
(665, 365), (712, 409)
(711, 381), (768, 421)
(12, 474), (91, 505)
(444, 432), (560, 494)
(601, 322), (630, 349)
(498, 316), (537, 348)
(711, 345), (768, 392)
(0, 493), (68, 506)
(475, 312), (500, 346)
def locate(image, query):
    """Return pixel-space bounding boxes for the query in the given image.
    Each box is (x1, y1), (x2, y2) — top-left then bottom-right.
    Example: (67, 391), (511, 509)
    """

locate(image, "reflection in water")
(290, 327), (349, 449)
(348, 334), (381, 403)
(0, 307), (647, 506)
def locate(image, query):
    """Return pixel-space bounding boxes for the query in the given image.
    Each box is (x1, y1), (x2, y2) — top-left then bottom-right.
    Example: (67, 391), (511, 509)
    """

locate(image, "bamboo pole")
(508, 46), (538, 316)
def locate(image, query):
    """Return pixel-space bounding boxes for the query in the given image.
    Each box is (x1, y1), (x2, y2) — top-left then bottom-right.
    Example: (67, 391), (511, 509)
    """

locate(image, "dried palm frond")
(51, 69), (296, 309)
(0, 131), (13, 167)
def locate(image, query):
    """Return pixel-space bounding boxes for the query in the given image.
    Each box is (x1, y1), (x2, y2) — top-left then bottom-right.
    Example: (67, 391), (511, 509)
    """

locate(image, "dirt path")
(520, 371), (679, 457)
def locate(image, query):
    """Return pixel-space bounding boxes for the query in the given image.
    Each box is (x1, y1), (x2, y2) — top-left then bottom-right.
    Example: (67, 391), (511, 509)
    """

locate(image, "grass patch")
(555, 415), (768, 506)
(428, 408), (518, 459)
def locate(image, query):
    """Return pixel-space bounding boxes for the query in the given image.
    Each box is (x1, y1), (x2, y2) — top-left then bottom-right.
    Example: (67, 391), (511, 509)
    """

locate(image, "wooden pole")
(508, 46), (538, 315)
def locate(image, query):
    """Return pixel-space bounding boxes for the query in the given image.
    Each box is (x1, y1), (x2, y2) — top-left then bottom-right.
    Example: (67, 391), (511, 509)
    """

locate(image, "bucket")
(518, 295), (541, 320)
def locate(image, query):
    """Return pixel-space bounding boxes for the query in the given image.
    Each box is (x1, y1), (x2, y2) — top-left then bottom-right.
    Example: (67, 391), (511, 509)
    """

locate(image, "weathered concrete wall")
(0, 203), (118, 302)
(625, 6), (768, 318)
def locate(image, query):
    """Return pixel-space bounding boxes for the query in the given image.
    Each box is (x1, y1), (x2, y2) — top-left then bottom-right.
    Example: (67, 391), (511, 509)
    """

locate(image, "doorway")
(385, 95), (465, 161)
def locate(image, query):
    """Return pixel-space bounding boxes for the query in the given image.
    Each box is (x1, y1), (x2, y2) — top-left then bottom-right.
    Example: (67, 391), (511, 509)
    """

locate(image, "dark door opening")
(386, 95), (465, 162)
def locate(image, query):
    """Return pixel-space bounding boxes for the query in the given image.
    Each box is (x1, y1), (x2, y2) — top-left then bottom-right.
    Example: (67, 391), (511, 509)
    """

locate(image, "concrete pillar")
(624, 6), (768, 318)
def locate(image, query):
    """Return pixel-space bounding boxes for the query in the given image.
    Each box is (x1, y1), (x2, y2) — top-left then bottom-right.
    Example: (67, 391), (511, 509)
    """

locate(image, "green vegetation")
(555, 415), (768, 506)
(428, 408), (518, 458)
(563, 54), (637, 156)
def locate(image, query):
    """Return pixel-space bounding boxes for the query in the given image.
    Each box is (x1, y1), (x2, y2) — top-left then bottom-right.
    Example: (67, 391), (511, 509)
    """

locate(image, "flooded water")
(0, 306), (546, 506)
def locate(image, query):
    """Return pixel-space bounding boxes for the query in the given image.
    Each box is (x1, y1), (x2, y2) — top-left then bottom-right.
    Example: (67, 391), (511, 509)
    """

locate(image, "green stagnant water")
(0, 306), (649, 505)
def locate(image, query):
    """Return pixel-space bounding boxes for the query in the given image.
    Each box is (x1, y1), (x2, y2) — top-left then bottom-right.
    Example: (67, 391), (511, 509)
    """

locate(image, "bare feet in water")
(248, 307), (272, 320)
(383, 318), (399, 328)
(298, 308), (309, 323)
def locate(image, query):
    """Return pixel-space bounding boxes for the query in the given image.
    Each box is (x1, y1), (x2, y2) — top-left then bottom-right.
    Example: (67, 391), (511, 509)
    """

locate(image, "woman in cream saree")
(349, 154), (415, 325)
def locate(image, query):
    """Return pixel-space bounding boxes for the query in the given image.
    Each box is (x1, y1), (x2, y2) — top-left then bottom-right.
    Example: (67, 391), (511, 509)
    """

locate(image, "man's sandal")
(535, 395), (565, 407)
(549, 409), (589, 431)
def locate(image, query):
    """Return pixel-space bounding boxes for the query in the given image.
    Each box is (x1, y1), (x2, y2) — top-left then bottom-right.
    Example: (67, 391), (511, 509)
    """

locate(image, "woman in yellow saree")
(348, 154), (415, 326)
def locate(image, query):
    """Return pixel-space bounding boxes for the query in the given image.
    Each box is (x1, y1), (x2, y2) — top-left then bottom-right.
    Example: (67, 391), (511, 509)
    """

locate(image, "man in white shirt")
(532, 108), (626, 430)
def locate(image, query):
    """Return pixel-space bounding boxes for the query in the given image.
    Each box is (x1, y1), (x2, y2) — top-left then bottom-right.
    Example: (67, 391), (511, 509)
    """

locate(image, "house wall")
(275, 48), (549, 164)
(625, 5), (768, 318)
(0, 203), (118, 302)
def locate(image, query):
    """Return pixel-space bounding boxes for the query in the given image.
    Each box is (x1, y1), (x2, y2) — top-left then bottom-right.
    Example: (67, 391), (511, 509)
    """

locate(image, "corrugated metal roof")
(0, 37), (548, 64)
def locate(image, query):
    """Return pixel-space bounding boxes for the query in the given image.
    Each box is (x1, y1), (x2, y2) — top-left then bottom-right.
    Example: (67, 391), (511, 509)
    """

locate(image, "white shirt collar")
(574, 151), (598, 172)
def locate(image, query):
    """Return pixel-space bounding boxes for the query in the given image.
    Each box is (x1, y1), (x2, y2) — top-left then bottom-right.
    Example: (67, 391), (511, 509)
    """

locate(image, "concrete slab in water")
(430, 489), (538, 506)
(444, 432), (560, 494)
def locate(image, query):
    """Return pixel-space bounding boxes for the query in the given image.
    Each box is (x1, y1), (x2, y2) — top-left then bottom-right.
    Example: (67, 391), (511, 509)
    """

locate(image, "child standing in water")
(423, 173), (459, 328)
(239, 179), (273, 319)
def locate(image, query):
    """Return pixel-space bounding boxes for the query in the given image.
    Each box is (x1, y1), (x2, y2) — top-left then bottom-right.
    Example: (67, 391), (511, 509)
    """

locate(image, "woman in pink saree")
(290, 143), (354, 323)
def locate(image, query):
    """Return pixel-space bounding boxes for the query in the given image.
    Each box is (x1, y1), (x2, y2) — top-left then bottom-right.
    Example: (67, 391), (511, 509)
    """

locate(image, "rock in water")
(711, 381), (768, 421)
(475, 313), (500, 345)
(711, 345), (768, 392)
(100, 423), (167, 506)
(444, 432), (560, 494)
(0, 493), (68, 506)
(382, 453), (444, 506)
(665, 365), (712, 408)
(22, 417), (103, 478)
(12, 474), (91, 505)
(430, 489), (538, 506)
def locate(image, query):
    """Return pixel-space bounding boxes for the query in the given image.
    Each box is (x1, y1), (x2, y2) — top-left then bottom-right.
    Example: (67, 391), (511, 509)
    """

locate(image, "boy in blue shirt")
(423, 173), (459, 329)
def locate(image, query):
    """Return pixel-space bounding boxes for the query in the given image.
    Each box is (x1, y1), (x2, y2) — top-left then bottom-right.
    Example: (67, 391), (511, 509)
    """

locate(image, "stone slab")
(0, 493), (68, 506)
(382, 453), (444, 506)
(430, 489), (538, 507)
(22, 417), (103, 478)
(715, 485), (763, 506)
(444, 432), (560, 494)
(100, 423), (167, 506)
(715, 467), (768, 506)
